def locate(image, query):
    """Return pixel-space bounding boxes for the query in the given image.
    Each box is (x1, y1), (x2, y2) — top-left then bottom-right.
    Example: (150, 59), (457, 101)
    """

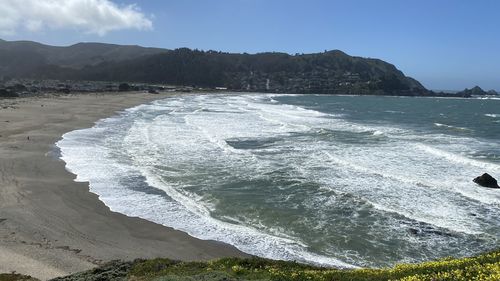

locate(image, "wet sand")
(0, 92), (246, 280)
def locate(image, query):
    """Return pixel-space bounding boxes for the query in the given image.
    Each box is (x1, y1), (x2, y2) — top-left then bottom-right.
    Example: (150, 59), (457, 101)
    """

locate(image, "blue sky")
(1, 0), (499, 91)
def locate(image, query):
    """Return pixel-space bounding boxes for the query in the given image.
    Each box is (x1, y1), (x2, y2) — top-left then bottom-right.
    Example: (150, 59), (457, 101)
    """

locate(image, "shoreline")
(0, 92), (247, 280)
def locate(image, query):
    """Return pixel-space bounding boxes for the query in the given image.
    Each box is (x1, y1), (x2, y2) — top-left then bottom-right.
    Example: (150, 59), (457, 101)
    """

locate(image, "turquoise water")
(57, 94), (500, 268)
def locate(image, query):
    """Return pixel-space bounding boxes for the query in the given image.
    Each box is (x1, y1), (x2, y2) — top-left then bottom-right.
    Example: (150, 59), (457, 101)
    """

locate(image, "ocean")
(56, 93), (500, 268)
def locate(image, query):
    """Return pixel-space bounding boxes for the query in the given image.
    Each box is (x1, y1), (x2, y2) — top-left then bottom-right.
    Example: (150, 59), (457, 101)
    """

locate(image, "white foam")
(478, 97), (500, 100)
(321, 151), (486, 235)
(485, 114), (499, 118)
(434, 123), (470, 131)
(415, 143), (500, 173)
(57, 93), (500, 268)
(58, 94), (358, 268)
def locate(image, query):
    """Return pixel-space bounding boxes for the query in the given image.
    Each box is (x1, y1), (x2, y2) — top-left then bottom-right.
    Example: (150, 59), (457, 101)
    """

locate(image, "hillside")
(0, 40), (428, 95)
(3, 249), (498, 281)
(0, 40), (167, 73)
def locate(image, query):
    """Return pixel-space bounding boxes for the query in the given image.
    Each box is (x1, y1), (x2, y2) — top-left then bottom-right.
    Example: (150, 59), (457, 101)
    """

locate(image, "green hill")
(0, 40), (428, 95)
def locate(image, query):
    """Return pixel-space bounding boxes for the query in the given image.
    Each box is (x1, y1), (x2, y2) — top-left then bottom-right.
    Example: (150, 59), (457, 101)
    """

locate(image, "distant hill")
(455, 86), (498, 97)
(0, 40), (167, 71)
(0, 39), (429, 95)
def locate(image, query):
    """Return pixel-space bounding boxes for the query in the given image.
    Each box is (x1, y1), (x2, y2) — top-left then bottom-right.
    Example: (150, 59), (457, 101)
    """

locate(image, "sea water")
(57, 94), (500, 268)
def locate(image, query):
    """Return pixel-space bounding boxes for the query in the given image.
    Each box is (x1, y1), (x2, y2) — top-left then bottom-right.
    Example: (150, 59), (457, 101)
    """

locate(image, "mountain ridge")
(0, 39), (168, 69)
(1, 39), (427, 95)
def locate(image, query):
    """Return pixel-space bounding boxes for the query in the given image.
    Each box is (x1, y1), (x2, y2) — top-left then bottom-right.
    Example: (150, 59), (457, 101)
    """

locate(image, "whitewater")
(57, 93), (500, 268)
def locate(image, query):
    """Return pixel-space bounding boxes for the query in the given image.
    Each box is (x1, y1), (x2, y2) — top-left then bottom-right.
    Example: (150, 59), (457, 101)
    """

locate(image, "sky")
(0, 0), (499, 91)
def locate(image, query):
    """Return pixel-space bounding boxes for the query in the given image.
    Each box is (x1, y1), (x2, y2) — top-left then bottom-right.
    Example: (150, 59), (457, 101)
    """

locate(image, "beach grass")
(3, 245), (499, 281)
(122, 249), (500, 281)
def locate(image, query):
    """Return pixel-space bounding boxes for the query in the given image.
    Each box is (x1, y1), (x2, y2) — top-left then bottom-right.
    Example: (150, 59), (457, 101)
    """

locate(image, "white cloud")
(0, 0), (153, 36)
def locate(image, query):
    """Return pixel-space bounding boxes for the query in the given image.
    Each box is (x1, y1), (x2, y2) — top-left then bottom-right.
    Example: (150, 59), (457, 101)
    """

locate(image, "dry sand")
(0, 92), (246, 280)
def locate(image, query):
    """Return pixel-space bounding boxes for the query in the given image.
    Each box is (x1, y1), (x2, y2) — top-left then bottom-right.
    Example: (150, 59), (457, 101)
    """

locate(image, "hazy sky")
(1, 0), (499, 91)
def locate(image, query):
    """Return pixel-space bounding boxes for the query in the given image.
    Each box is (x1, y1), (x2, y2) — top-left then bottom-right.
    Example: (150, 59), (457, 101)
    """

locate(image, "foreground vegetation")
(127, 251), (499, 281)
(0, 273), (38, 281)
(3, 250), (499, 280)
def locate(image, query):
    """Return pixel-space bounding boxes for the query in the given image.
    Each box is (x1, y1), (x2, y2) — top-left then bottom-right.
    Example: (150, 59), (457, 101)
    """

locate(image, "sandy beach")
(0, 92), (246, 280)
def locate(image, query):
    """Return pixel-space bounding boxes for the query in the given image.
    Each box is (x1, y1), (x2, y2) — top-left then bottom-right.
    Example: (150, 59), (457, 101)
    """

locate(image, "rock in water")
(473, 173), (500, 188)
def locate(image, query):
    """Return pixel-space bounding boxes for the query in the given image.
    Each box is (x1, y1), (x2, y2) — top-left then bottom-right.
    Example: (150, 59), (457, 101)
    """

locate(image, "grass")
(127, 249), (500, 281)
(4, 250), (499, 280)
